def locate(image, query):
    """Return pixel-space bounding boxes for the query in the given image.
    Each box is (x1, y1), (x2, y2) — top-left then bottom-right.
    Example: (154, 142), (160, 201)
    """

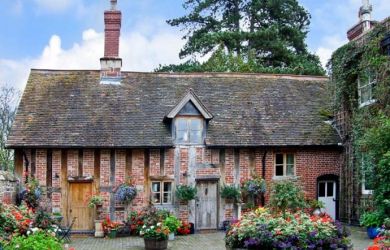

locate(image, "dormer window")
(358, 69), (376, 107)
(175, 117), (204, 144)
(165, 89), (213, 145)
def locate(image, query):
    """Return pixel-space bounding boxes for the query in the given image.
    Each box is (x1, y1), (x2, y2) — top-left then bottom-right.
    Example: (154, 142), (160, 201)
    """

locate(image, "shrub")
(33, 210), (55, 230)
(176, 185), (197, 201)
(4, 231), (62, 250)
(269, 180), (307, 214)
(221, 185), (241, 201)
(242, 177), (266, 196)
(21, 178), (42, 210)
(163, 215), (181, 234)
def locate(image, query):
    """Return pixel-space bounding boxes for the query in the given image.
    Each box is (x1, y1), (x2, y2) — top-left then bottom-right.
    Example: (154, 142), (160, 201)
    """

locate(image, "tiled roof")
(6, 70), (340, 148)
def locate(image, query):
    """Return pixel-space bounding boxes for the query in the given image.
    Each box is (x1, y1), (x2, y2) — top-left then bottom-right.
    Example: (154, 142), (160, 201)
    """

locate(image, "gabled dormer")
(165, 89), (213, 145)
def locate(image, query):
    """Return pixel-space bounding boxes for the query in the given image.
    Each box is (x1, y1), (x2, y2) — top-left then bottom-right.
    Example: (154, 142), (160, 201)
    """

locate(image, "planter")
(168, 232), (175, 241)
(107, 229), (118, 239)
(94, 220), (104, 238)
(144, 238), (168, 250)
(189, 223), (195, 234)
(367, 226), (380, 239)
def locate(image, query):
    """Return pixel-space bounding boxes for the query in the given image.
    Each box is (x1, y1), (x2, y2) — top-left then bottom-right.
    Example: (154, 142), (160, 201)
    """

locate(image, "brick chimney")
(347, 0), (377, 41)
(100, 0), (122, 82)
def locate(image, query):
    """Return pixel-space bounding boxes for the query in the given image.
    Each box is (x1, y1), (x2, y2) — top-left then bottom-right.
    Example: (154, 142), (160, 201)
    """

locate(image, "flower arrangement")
(22, 178), (42, 210)
(177, 221), (191, 235)
(127, 207), (171, 236)
(140, 222), (170, 240)
(367, 227), (390, 250)
(242, 176), (266, 196)
(163, 215), (181, 234)
(225, 207), (351, 249)
(175, 185), (197, 201)
(115, 179), (137, 204)
(221, 185), (241, 202)
(102, 216), (122, 234)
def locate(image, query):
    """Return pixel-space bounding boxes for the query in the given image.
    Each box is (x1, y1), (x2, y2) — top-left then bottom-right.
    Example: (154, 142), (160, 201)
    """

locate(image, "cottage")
(6, 0), (342, 232)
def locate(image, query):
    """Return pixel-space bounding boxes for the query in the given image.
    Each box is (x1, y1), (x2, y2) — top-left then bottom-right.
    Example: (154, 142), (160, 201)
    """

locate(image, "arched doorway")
(317, 174), (339, 220)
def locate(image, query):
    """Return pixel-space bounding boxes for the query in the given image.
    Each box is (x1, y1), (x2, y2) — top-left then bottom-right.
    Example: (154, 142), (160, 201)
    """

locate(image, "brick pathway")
(67, 227), (372, 250)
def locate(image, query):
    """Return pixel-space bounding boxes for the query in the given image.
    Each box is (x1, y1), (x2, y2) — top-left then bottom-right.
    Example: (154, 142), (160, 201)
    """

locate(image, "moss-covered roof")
(7, 70), (340, 148)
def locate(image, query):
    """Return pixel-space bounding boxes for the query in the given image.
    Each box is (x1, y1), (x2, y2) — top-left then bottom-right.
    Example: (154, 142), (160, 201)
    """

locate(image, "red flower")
(367, 245), (381, 250)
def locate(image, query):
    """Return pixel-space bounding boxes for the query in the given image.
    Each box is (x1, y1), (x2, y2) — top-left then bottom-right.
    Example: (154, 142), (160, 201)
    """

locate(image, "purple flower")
(244, 237), (260, 247)
(309, 230), (317, 237)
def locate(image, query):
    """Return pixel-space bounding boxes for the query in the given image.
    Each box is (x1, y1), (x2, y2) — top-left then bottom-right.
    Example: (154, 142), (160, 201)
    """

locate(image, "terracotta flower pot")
(144, 238), (168, 250)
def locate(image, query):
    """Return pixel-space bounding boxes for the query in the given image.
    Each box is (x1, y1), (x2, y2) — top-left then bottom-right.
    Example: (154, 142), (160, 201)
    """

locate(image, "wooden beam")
(144, 149), (150, 206)
(61, 150), (68, 225)
(109, 150), (115, 220)
(31, 149), (36, 178)
(14, 149), (23, 179)
(78, 149), (83, 176)
(47, 149), (52, 199)
(125, 150), (132, 180)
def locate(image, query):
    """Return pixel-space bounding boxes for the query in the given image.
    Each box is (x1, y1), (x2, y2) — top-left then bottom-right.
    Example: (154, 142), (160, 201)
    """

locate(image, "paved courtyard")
(68, 227), (372, 250)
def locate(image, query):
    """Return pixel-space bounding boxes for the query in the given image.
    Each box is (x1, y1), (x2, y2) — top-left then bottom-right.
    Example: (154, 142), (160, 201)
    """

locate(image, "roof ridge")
(30, 69), (328, 80)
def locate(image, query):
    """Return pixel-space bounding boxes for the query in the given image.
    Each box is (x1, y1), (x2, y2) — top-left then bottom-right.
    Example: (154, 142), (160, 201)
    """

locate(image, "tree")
(162, 0), (323, 74)
(0, 86), (20, 171)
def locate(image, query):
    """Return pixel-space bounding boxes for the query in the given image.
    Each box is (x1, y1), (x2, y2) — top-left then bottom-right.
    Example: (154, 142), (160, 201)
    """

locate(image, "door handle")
(70, 209), (72, 213)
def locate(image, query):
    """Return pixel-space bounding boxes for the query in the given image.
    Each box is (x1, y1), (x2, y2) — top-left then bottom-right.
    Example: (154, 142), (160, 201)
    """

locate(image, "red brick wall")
(150, 149), (160, 177)
(36, 149), (47, 186)
(67, 150), (78, 177)
(83, 149), (94, 177)
(132, 149), (145, 208)
(115, 150), (126, 185)
(225, 149), (234, 184)
(165, 149), (174, 177)
(179, 148), (188, 185)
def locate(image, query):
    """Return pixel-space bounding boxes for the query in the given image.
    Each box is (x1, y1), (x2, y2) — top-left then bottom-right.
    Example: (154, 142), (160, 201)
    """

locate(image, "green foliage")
(269, 180), (307, 213)
(308, 199), (325, 209)
(159, 0), (324, 75)
(33, 210), (55, 230)
(221, 185), (241, 201)
(175, 185), (197, 201)
(360, 211), (383, 227)
(163, 215), (181, 234)
(4, 231), (62, 250)
(329, 23), (390, 220)
(87, 194), (103, 208)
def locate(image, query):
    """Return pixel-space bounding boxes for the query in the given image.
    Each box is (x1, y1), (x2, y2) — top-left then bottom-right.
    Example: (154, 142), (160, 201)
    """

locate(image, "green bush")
(360, 211), (383, 227)
(163, 215), (181, 234)
(4, 231), (62, 250)
(221, 185), (241, 201)
(269, 180), (307, 214)
(175, 185), (197, 201)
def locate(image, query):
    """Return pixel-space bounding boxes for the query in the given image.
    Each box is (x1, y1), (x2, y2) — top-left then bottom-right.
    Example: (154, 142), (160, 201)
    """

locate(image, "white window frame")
(151, 181), (173, 205)
(174, 116), (204, 145)
(358, 70), (377, 108)
(361, 157), (374, 195)
(274, 153), (296, 177)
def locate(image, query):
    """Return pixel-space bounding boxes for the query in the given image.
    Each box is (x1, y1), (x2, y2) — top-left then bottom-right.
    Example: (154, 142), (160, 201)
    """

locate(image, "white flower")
(157, 223), (162, 226)
(142, 225), (146, 228)
(151, 226), (154, 229)
(31, 227), (39, 233)
(27, 231), (31, 235)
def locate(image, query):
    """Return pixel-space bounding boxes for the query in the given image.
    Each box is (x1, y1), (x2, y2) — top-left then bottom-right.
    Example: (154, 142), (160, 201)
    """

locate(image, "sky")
(0, 0), (389, 90)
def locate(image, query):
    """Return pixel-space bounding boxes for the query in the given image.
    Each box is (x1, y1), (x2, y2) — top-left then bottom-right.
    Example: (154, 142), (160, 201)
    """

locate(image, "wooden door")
(196, 181), (218, 230)
(318, 181), (336, 220)
(68, 183), (93, 230)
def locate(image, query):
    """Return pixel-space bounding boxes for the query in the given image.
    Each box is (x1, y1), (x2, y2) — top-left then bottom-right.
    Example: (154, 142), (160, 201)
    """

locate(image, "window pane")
(190, 130), (202, 144)
(287, 154), (294, 165)
(152, 193), (161, 204)
(276, 154), (283, 165)
(163, 193), (171, 203)
(275, 165), (284, 176)
(177, 130), (188, 143)
(327, 182), (334, 197)
(152, 182), (160, 192)
(286, 164), (294, 176)
(319, 182), (326, 197)
(361, 85), (371, 104)
(163, 182), (172, 192)
(177, 119), (187, 130)
(190, 119), (201, 130)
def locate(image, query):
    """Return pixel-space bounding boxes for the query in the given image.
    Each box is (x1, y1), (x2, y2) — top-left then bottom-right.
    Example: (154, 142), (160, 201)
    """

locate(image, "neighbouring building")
(6, 0), (343, 232)
(334, 0), (390, 224)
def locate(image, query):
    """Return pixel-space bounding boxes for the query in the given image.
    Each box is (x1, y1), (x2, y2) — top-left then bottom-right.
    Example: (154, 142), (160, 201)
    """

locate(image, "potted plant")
(177, 221), (191, 236)
(102, 216), (122, 239)
(115, 180), (137, 204)
(140, 223), (170, 250)
(221, 185), (241, 203)
(163, 215), (181, 240)
(86, 193), (104, 237)
(175, 185), (197, 202)
(360, 211), (383, 239)
(308, 199), (325, 216)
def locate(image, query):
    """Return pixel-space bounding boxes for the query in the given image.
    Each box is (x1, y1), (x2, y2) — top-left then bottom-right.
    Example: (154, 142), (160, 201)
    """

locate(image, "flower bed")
(225, 207), (351, 249)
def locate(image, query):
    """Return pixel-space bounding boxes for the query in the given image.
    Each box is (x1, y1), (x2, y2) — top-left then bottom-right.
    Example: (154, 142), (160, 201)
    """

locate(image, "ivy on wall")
(328, 23), (390, 219)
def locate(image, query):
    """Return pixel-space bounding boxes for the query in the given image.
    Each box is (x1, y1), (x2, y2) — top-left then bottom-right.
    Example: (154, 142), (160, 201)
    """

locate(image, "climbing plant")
(328, 23), (390, 220)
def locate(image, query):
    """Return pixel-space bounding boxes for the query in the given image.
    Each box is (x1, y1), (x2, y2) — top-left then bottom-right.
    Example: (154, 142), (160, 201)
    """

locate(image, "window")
(175, 117), (203, 144)
(361, 156), (374, 195)
(151, 181), (173, 204)
(358, 70), (377, 107)
(274, 153), (295, 177)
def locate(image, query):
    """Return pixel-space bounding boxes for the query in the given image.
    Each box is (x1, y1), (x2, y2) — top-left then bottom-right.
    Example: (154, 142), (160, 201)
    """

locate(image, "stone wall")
(0, 171), (19, 205)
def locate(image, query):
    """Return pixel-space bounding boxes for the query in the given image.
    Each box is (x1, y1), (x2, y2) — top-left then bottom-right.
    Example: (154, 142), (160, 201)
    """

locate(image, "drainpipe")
(22, 150), (29, 184)
(261, 150), (267, 206)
